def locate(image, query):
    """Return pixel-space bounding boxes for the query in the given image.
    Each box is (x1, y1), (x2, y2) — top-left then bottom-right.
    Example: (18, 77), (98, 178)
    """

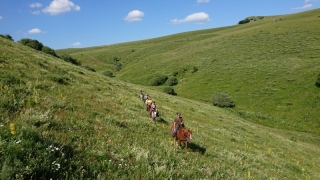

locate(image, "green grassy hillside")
(1, 29), (320, 179)
(57, 8), (320, 136)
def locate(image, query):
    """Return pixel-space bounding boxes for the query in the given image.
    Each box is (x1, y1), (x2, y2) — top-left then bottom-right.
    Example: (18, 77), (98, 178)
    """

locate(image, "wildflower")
(10, 123), (15, 135)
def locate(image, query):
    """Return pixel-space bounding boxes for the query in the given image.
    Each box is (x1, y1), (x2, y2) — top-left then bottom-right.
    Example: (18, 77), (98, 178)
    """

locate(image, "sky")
(0, 0), (319, 50)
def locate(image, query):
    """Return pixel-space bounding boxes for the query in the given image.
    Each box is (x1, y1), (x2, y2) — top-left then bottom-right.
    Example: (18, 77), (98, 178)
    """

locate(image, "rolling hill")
(1, 8), (320, 179)
(57, 8), (320, 136)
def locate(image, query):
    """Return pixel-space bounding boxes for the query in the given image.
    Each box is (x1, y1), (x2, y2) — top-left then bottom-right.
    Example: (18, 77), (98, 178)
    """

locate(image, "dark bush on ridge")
(18, 38), (59, 57)
(238, 18), (250, 24)
(149, 74), (168, 86)
(26, 39), (43, 51)
(0, 34), (14, 41)
(42, 46), (58, 57)
(211, 93), (235, 108)
(172, 71), (178, 76)
(103, 71), (113, 77)
(82, 65), (96, 72)
(192, 66), (198, 73)
(60, 54), (81, 66)
(18, 38), (32, 45)
(113, 56), (122, 72)
(167, 76), (178, 86)
(51, 75), (70, 85)
(163, 86), (176, 95)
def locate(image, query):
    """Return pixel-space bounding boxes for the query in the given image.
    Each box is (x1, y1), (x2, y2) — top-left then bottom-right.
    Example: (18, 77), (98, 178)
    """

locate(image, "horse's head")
(183, 129), (192, 143)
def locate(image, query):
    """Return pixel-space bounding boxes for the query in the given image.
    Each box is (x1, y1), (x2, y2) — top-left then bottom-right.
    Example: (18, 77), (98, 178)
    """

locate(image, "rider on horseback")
(139, 90), (144, 101)
(150, 101), (157, 118)
(173, 112), (184, 140)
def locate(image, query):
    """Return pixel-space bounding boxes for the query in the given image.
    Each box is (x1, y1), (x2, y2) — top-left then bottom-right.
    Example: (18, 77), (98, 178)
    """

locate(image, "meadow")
(58, 8), (320, 135)
(0, 8), (320, 180)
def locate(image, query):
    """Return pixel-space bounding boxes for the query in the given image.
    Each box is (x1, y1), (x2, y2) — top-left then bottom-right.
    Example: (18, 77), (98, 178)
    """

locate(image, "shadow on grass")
(189, 143), (206, 155)
(155, 117), (169, 125)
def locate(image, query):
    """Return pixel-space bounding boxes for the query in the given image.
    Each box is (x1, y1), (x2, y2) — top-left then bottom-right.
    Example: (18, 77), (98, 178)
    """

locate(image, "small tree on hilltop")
(18, 38), (32, 45)
(0, 34), (14, 41)
(211, 93), (235, 108)
(26, 39), (43, 51)
(238, 18), (250, 24)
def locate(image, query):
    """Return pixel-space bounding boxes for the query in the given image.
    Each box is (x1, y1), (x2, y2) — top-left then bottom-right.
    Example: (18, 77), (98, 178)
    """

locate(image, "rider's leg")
(175, 128), (179, 140)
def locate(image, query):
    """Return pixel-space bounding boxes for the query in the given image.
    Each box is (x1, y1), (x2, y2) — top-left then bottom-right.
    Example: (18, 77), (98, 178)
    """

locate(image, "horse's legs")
(186, 141), (188, 152)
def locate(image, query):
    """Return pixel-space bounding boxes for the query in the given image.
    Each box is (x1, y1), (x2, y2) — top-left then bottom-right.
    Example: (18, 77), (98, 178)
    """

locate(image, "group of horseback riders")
(139, 90), (158, 120)
(139, 90), (185, 140)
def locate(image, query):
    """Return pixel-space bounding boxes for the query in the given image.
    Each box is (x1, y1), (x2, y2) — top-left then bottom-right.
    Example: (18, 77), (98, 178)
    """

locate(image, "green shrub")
(103, 71), (113, 77)
(42, 46), (57, 57)
(114, 63), (122, 72)
(192, 66), (198, 73)
(211, 93), (235, 108)
(18, 38), (32, 45)
(163, 86), (176, 95)
(81, 65), (96, 72)
(26, 40), (43, 51)
(51, 75), (70, 85)
(315, 74), (320, 87)
(172, 71), (178, 76)
(238, 18), (250, 24)
(112, 56), (122, 71)
(0, 34), (14, 41)
(149, 74), (168, 86)
(60, 54), (81, 66)
(167, 77), (178, 86)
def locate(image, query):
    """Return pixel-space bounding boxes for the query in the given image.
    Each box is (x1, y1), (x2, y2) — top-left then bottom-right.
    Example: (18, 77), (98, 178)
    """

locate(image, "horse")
(150, 109), (157, 121)
(171, 125), (192, 152)
(139, 93), (144, 101)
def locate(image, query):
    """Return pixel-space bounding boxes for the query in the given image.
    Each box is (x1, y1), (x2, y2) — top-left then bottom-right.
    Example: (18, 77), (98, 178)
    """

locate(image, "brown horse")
(171, 125), (192, 151)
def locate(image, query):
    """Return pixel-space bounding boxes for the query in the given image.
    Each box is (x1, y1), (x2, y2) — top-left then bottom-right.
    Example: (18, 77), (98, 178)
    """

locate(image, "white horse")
(151, 109), (158, 122)
(139, 93), (144, 101)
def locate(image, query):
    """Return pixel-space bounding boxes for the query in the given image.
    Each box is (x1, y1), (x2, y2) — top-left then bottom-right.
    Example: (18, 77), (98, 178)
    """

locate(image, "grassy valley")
(0, 8), (320, 179)
(57, 8), (320, 135)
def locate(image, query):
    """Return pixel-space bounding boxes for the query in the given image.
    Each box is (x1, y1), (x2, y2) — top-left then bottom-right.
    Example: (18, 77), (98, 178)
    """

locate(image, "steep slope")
(57, 8), (320, 135)
(1, 35), (320, 179)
